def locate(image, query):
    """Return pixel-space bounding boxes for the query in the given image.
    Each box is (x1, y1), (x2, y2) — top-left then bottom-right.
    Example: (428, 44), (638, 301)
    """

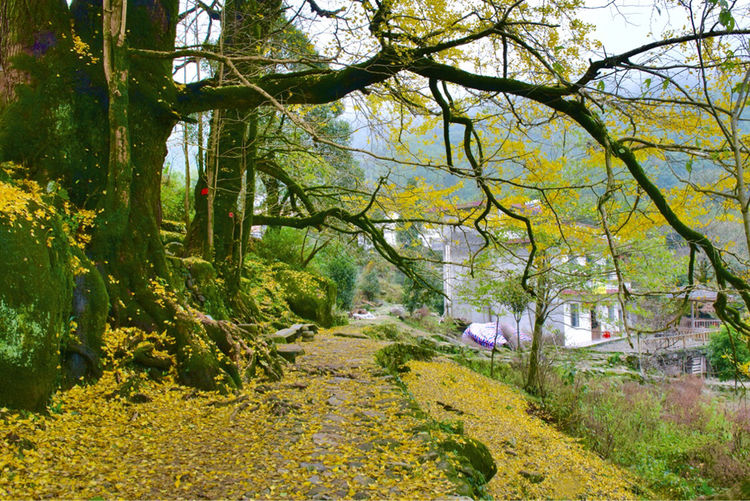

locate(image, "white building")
(438, 224), (626, 348)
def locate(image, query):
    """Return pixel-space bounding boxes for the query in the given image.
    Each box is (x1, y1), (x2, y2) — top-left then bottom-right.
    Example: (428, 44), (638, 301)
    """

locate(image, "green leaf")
(596, 80), (605, 91)
(685, 159), (693, 174)
(719, 9), (735, 30)
(644, 78), (651, 89)
(662, 78), (670, 90)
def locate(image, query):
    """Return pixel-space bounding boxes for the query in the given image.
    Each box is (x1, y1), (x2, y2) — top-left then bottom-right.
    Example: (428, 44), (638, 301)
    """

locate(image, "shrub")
(161, 170), (188, 222)
(322, 253), (357, 309)
(254, 227), (305, 268)
(707, 326), (750, 381)
(359, 267), (381, 302)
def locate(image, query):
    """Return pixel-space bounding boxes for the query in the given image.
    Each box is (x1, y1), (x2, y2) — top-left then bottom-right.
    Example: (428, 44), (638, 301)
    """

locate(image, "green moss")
(0, 193), (73, 410)
(439, 436), (497, 485)
(183, 256), (217, 281)
(375, 343), (435, 373)
(275, 264), (336, 327)
(64, 247), (108, 385)
(160, 230), (184, 245)
(179, 257), (229, 320)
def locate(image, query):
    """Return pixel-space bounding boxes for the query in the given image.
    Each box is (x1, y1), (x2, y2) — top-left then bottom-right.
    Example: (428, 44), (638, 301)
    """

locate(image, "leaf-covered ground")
(0, 330), (454, 499)
(402, 359), (638, 499)
(2, 325), (639, 499)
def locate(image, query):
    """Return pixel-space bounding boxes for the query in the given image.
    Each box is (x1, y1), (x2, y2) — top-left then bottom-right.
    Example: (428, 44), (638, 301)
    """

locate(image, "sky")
(63, 0), (726, 179)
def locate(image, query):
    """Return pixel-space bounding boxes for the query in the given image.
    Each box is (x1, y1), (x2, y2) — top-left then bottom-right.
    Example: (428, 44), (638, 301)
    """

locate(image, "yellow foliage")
(0, 331), (456, 499)
(402, 359), (637, 499)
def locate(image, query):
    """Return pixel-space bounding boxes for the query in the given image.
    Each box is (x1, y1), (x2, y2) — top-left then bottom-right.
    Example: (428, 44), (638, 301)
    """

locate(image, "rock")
(390, 306), (407, 319)
(333, 331), (368, 339)
(0, 183), (73, 411)
(161, 219), (187, 233)
(439, 436), (497, 484)
(164, 241), (184, 256)
(129, 393), (152, 404)
(159, 229), (183, 245)
(327, 396), (343, 406)
(374, 343), (435, 373)
(307, 474), (322, 484)
(312, 432), (340, 446)
(291, 323), (319, 333)
(300, 462), (327, 472)
(133, 342), (173, 370)
(236, 323), (260, 336)
(276, 343), (305, 363)
(182, 257), (230, 320)
(519, 470), (545, 483)
(272, 327), (301, 344)
(387, 461), (413, 471)
(353, 474), (373, 486)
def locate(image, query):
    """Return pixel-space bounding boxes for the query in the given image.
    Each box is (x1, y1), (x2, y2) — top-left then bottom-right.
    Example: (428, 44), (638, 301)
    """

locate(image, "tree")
(2, 0), (749, 392)
(496, 278), (531, 353)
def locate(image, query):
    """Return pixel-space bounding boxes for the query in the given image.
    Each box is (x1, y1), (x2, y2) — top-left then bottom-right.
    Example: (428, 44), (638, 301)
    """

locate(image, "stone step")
(271, 327), (301, 344)
(237, 323), (260, 336)
(276, 344), (305, 362)
(291, 323), (319, 333)
(333, 331), (369, 339)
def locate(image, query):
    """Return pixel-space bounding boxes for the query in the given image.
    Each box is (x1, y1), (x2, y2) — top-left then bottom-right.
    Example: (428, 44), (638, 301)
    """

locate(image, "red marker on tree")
(200, 187), (209, 196)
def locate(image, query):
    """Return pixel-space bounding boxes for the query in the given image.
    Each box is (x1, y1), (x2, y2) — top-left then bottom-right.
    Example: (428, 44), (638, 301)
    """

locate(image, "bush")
(161, 170), (188, 222)
(707, 326), (750, 381)
(254, 228), (305, 268)
(323, 254), (357, 309)
(359, 267), (381, 302)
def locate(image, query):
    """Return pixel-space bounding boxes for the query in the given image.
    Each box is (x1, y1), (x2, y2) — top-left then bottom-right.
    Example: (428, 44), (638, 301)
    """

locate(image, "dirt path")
(1, 322), (638, 500)
(0, 328), (455, 499)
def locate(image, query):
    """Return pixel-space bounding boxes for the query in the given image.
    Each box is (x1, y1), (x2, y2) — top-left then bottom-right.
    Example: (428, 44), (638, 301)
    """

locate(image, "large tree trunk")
(0, 0), (275, 391)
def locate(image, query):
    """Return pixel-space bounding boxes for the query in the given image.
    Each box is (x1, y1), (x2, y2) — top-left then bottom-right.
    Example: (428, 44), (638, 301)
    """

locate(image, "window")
(607, 305), (615, 321)
(570, 303), (579, 328)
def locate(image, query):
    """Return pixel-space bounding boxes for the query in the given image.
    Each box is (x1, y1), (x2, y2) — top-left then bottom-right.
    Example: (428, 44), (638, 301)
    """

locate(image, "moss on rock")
(275, 264), (336, 328)
(375, 343), (435, 373)
(179, 257), (230, 320)
(159, 230), (184, 245)
(0, 180), (73, 410)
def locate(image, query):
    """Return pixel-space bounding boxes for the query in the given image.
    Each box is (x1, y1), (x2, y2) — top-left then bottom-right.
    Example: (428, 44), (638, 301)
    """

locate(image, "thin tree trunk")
(183, 122), (191, 232)
(99, 0), (132, 255)
(526, 296), (546, 394)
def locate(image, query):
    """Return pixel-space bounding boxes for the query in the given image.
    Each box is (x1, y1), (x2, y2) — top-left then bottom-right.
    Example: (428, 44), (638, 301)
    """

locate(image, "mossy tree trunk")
(186, 0), (280, 265)
(0, 0), (243, 390)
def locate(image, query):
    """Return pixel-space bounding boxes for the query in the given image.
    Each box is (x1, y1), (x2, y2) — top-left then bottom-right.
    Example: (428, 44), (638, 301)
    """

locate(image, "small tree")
(497, 279), (532, 352)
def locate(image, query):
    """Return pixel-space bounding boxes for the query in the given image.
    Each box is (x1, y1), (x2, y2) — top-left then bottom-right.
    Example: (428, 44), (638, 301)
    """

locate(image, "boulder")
(182, 257), (230, 320)
(440, 436), (497, 484)
(277, 343), (305, 362)
(389, 306), (407, 320)
(271, 327), (300, 344)
(164, 241), (184, 256)
(275, 266), (336, 327)
(0, 181), (73, 410)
